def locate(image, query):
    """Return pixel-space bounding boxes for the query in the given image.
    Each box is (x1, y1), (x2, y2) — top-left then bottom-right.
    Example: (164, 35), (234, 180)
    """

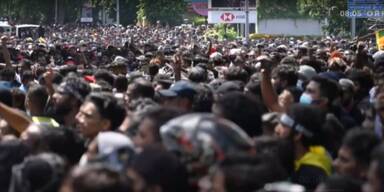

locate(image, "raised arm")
(0, 102), (32, 133)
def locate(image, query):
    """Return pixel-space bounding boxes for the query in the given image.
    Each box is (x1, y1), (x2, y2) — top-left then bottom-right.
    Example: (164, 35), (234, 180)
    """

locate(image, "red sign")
(220, 13), (235, 22)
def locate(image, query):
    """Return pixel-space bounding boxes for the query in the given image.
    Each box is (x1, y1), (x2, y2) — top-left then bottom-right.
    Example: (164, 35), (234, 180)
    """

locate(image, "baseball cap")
(158, 80), (197, 100)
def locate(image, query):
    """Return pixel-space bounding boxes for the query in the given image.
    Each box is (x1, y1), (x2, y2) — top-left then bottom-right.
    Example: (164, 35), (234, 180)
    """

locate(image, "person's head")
(188, 66), (208, 83)
(204, 154), (287, 192)
(76, 93), (126, 139)
(333, 128), (380, 180)
(192, 84), (214, 113)
(339, 78), (356, 108)
(60, 164), (132, 192)
(126, 78), (155, 103)
(271, 64), (298, 94)
(0, 139), (30, 192)
(134, 107), (182, 149)
(81, 131), (134, 170)
(11, 88), (26, 110)
(26, 85), (49, 116)
(114, 75), (128, 93)
(363, 144), (384, 192)
(278, 86), (302, 111)
(9, 153), (67, 192)
(315, 175), (363, 192)
(224, 66), (249, 83)
(94, 69), (115, 87)
(0, 68), (15, 82)
(21, 70), (34, 86)
(274, 104), (325, 148)
(300, 75), (340, 109)
(161, 113), (254, 181)
(159, 80), (197, 112)
(213, 92), (262, 137)
(20, 124), (85, 165)
(127, 146), (188, 192)
(51, 77), (91, 125)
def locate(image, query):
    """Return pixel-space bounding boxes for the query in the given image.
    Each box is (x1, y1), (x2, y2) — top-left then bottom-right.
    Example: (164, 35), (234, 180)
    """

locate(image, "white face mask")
(78, 154), (89, 166)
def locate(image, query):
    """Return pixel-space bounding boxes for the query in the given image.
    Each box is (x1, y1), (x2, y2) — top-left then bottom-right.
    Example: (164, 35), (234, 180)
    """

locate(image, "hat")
(160, 113), (253, 165)
(158, 80), (196, 100)
(298, 65), (317, 80)
(319, 71), (344, 82)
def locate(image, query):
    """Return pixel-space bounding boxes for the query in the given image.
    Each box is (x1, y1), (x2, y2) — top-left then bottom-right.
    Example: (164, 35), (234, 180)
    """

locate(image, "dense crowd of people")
(0, 23), (383, 192)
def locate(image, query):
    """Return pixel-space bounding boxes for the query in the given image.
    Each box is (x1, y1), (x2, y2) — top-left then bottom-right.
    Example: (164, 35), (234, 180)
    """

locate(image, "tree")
(137, 0), (186, 26)
(91, 0), (139, 25)
(0, 0), (86, 24)
(297, 0), (350, 36)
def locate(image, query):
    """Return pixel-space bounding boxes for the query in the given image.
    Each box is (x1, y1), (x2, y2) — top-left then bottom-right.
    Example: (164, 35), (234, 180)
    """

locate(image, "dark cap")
(159, 80), (196, 100)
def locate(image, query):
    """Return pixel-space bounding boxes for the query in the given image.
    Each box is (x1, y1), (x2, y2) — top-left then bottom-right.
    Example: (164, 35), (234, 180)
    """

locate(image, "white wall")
(257, 18), (324, 36)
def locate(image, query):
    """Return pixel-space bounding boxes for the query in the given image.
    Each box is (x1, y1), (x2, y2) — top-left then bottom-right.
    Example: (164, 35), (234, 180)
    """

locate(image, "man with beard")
(47, 77), (91, 127)
(274, 104), (332, 190)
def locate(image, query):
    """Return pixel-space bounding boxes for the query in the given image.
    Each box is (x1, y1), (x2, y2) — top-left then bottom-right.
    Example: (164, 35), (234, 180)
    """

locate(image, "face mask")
(300, 93), (313, 105)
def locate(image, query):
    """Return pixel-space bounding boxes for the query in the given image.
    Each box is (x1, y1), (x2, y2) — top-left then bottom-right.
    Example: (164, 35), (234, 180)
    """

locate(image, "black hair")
(188, 66), (208, 83)
(217, 153), (287, 192)
(21, 70), (34, 83)
(286, 104), (326, 147)
(271, 64), (298, 87)
(284, 86), (302, 103)
(342, 128), (380, 169)
(141, 107), (183, 142)
(254, 136), (295, 176)
(310, 75), (340, 106)
(96, 80), (113, 92)
(192, 84), (214, 113)
(148, 64), (159, 78)
(65, 164), (132, 192)
(85, 93), (126, 131)
(0, 68), (15, 81)
(114, 75), (128, 93)
(224, 66), (249, 83)
(131, 145), (188, 192)
(128, 78), (155, 100)
(0, 139), (30, 191)
(11, 88), (26, 111)
(38, 126), (85, 166)
(62, 77), (91, 104)
(94, 69), (115, 87)
(0, 89), (13, 107)
(27, 85), (48, 112)
(214, 92), (262, 137)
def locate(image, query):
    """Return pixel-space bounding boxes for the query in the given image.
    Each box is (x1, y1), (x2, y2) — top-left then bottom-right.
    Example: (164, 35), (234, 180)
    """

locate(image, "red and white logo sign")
(220, 13), (235, 22)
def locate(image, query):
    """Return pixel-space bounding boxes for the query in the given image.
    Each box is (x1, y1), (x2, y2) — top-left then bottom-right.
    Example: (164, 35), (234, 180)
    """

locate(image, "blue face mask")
(300, 93), (313, 105)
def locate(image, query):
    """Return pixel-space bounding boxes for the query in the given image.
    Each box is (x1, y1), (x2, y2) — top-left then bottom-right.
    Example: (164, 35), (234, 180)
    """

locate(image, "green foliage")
(205, 24), (238, 41)
(0, 0), (86, 24)
(92, 0), (139, 25)
(297, 0), (350, 36)
(137, 0), (186, 26)
(192, 16), (206, 26)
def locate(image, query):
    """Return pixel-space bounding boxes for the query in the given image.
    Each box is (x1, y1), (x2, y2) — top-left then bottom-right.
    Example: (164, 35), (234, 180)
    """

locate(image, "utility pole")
(245, 0), (250, 44)
(351, 17), (356, 37)
(116, 0), (120, 26)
